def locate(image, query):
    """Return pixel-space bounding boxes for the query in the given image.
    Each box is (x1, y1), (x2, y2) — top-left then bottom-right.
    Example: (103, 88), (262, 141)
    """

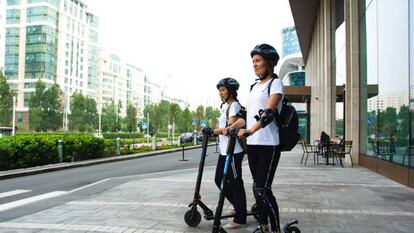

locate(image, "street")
(0, 146), (220, 221)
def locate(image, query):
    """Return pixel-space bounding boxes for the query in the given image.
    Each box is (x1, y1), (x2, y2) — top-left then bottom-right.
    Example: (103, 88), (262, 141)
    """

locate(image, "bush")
(0, 134), (105, 170)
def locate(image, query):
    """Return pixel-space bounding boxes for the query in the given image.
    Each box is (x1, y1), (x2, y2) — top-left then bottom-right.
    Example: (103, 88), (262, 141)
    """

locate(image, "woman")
(213, 77), (247, 229)
(237, 44), (283, 233)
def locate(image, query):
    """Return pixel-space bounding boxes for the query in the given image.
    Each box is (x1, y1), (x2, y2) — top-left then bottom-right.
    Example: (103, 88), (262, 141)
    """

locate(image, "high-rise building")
(281, 26), (301, 57)
(98, 51), (126, 116)
(4, 0), (98, 129)
(125, 63), (144, 118)
(0, 0), (5, 72)
(278, 26), (305, 85)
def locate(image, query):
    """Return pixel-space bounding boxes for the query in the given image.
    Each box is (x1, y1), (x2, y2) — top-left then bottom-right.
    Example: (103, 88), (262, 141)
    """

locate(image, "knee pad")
(253, 186), (270, 204)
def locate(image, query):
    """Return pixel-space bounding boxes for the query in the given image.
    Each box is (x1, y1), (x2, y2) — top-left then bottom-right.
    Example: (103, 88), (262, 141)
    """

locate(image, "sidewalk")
(1, 147), (414, 232)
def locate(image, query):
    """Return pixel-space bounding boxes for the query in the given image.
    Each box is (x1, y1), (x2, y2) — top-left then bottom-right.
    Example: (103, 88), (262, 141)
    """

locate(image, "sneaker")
(223, 209), (236, 216)
(222, 221), (246, 229)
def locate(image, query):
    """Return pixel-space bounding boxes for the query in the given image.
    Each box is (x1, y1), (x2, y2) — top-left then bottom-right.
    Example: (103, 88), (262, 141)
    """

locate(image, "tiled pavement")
(0, 148), (413, 233)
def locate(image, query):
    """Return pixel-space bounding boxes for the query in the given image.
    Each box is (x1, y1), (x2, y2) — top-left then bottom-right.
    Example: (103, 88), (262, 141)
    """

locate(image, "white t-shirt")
(218, 102), (243, 156)
(246, 78), (284, 146)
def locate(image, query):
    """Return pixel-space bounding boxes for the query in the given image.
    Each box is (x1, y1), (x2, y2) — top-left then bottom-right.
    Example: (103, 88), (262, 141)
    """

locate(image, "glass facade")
(360, 0), (411, 167)
(25, 24), (57, 81)
(6, 9), (20, 24)
(27, 6), (58, 24)
(4, 27), (19, 80)
(287, 71), (305, 86)
(28, 0), (60, 8)
(281, 26), (300, 57)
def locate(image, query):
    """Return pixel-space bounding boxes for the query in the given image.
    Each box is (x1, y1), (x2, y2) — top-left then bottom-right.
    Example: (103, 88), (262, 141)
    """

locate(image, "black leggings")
(247, 145), (281, 231)
(214, 152), (247, 224)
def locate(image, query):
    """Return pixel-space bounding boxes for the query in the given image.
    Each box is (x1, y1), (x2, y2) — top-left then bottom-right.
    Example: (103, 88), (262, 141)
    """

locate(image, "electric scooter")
(211, 128), (242, 233)
(184, 128), (258, 228)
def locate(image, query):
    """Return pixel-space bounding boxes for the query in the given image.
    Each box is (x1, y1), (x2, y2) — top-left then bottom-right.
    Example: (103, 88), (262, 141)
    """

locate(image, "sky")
(86, 0), (295, 109)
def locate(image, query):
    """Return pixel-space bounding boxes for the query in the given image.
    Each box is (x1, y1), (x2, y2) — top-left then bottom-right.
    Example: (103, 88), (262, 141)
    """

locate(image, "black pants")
(247, 145), (281, 231)
(214, 152), (247, 224)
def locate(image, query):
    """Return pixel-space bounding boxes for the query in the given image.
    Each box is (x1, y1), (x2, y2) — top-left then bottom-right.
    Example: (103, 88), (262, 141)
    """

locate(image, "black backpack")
(250, 77), (301, 151)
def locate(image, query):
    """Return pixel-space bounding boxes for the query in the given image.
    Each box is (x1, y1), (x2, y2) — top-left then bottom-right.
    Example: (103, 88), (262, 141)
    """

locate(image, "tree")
(29, 80), (63, 131)
(69, 93), (98, 131)
(179, 107), (192, 132)
(195, 105), (205, 131)
(125, 102), (137, 133)
(29, 80), (46, 131)
(42, 84), (63, 131)
(102, 101), (117, 132)
(158, 100), (170, 131)
(0, 72), (13, 126)
(205, 106), (220, 128)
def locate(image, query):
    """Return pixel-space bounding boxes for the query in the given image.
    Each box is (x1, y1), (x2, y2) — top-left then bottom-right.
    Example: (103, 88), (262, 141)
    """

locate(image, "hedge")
(0, 134), (105, 170)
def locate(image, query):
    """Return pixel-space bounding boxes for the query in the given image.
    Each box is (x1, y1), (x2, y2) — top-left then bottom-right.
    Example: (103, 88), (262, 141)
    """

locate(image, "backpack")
(226, 101), (248, 152)
(250, 77), (301, 151)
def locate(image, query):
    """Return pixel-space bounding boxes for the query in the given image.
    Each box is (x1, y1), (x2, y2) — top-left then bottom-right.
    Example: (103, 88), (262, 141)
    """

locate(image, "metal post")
(116, 137), (120, 156)
(147, 113), (150, 144)
(58, 139), (63, 163)
(12, 96), (16, 136)
(152, 135), (156, 150)
(179, 144), (187, 161)
(215, 137), (219, 153)
(193, 129), (197, 146)
(172, 120), (175, 144)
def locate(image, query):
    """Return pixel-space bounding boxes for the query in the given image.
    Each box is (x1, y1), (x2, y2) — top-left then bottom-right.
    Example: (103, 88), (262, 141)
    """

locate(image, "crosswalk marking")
(0, 189), (31, 199)
(0, 191), (67, 212)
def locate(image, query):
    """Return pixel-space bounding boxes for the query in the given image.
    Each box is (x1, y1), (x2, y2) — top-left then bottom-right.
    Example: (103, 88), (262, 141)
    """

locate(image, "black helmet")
(250, 44), (280, 65)
(216, 77), (239, 91)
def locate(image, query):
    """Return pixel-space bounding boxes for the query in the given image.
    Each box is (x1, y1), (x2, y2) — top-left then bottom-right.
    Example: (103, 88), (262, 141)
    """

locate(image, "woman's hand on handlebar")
(237, 128), (251, 139)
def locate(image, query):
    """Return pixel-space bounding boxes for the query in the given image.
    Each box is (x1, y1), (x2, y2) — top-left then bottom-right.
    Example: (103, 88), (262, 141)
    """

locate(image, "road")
(0, 145), (221, 220)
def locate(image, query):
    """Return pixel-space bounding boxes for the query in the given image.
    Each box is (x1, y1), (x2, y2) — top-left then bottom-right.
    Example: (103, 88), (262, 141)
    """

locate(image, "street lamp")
(12, 96), (16, 136)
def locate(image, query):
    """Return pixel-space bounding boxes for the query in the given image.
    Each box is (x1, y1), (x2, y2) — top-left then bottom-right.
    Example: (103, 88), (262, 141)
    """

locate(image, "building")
(97, 51), (126, 116)
(281, 26), (301, 57)
(278, 27), (305, 85)
(4, 0), (98, 129)
(278, 26), (308, 140)
(289, 0), (413, 187)
(125, 63), (144, 118)
(143, 75), (162, 106)
(367, 93), (409, 113)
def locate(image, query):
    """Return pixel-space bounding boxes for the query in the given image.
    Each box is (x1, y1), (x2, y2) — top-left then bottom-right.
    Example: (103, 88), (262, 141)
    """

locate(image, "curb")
(0, 143), (218, 180)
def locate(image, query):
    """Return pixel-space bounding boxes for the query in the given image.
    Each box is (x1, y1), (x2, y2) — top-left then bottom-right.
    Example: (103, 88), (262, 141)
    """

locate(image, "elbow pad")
(259, 108), (274, 128)
(235, 108), (246, 120)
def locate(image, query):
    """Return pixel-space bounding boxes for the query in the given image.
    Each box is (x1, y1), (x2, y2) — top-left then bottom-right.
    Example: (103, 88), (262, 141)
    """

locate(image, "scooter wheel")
(251, 203), (259, 220)
(285, 226), (300, 233)
(184, 209), (201, 227)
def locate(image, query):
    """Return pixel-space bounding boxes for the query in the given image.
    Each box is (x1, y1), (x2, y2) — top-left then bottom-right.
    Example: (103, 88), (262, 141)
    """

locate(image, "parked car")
(197, 132), (217, 142)
(180, 132), (194, 144)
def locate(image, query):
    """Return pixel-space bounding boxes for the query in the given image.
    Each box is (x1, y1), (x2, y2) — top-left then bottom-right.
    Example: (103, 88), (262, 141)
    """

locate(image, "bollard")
(179, 144), (188, 161)
(193, 130), (197, 146)
(152, 136), (156, 150)
(116, 137), (120, 156)
(58, 139), (63, 162)
(215, 137), (219, 153)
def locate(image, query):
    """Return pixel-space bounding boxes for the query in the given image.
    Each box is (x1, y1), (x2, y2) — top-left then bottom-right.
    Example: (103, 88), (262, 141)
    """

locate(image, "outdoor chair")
(300, 139), (319, 165)
(331, 140), (353, 167)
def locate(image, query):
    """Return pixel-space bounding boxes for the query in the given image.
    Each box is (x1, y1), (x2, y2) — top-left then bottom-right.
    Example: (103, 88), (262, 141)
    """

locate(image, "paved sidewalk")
(0, 148), (414, 233)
